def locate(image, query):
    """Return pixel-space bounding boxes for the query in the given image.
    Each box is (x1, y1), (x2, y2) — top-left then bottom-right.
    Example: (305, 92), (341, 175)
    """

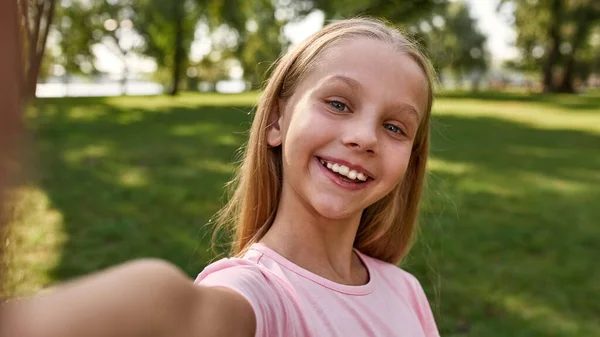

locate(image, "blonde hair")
(213, 17), (435, 265)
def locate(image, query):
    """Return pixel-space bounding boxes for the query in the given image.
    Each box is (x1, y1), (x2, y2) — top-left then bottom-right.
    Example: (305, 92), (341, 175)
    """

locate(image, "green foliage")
(234, 0), (287, 89)
(133, 0), (199, 94)
(501, 0), (600, 90)
(186, 58), (228, 89)
(54, 1), (96, 77)
(52, 0), (146, 87)
(312, 0), (489, 86)
(205, 0), (453, 87)
(135, 0), (201, 69)
(424, 2), (488, 85)
(207, 0), (310, 89)
(316, 0), (446, 24)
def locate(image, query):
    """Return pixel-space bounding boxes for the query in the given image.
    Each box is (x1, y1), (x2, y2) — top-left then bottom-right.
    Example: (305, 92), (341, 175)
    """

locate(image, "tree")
(53, 1), (97, 93)
(315, 0), (447, 24)
(557, 3), (600, 92)
(91, 0), (143, 95)
(135, 0), (203, 95)
(18, 0), (58, 99)
(215, 0), (287, 89)
(425, 2), (488, 90)
(52, 0), (149, 95)
(216, 0), (446, 89)
(501, 0), (600, 93)
(205, 0), (314, 90)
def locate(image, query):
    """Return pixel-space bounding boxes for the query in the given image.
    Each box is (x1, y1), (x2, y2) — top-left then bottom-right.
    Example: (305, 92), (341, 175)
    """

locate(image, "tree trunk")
(558, 51), (577, 94)
(0, 0), (24, 289)
(471, 77), (481, 92)
(542, 0), (563, 93)
(63, 73), (70, 97)
(557, 12), (593, 93)
(121, 63), (128, 96)
(454, 72), (463, 90)
(22, 0), (56, 100)
(169, 5), (184, 96)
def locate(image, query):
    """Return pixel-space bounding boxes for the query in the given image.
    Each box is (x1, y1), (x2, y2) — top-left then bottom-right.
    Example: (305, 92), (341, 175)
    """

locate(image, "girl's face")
(267, 37), (428, 220)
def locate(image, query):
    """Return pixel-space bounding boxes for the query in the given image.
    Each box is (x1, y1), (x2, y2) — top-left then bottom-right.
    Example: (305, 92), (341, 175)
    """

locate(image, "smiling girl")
(2, 17), (438, 337)
(194, 17), (438, 336)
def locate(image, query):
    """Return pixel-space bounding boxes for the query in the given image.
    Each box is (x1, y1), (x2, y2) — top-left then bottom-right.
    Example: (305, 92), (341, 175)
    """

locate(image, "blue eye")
(384, 123), (404, 135)
(329, 101), (347, 112)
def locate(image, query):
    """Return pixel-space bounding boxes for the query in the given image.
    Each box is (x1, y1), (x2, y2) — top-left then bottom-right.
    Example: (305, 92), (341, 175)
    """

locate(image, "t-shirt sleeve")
(194, 258), (292, 337)
(407, 274), (440, 337)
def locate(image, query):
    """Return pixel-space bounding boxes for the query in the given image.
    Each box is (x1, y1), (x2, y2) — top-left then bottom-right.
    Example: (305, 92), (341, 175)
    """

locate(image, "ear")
(266, 99), (284, 147)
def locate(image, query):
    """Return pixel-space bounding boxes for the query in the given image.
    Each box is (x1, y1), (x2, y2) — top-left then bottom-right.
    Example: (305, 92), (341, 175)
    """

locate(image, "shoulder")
(195, 257), (299, 337)
(192, 285), (256, 337)
(195, 256), (286, 294)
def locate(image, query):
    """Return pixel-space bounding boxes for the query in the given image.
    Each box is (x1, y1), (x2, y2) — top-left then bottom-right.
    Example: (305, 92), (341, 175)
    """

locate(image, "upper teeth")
(319, 158), (368, 182)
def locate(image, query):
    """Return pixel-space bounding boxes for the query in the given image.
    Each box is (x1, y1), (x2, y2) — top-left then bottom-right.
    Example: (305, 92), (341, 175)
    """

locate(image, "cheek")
(284, 103), (328, 148)
(384, 145), (413, 180)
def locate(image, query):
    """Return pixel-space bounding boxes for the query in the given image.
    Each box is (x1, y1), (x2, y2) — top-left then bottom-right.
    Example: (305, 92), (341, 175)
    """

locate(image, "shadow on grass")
(23, 95), (600, 337)
(30, 97), (253, 280)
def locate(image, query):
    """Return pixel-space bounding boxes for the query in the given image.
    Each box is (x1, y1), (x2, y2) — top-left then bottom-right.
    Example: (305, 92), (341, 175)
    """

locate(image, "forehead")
(299, 37), (429, 115)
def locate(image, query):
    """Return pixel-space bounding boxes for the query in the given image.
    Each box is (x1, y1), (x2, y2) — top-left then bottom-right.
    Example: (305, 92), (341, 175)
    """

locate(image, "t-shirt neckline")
(248, 242), (374, 295)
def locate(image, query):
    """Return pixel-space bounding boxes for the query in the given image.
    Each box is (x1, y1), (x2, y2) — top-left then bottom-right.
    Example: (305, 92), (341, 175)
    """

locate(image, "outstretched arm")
(0, 2), (255, 336)
(1, 259), (255, 337)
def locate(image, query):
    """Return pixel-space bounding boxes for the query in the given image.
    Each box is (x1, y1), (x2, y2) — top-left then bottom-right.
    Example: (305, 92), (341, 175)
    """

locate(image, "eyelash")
(384, 123), (405, 135)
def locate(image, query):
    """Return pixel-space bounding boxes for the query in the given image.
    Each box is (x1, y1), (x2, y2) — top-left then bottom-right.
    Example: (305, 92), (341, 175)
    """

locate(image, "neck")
(260, 182), (367, 285)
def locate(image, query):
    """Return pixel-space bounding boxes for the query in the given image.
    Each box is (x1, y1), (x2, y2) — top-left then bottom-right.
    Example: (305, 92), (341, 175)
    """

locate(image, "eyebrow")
(322, 75), (363, 93)
(322, 75), (421, 121)
(393, 103), (420, 122)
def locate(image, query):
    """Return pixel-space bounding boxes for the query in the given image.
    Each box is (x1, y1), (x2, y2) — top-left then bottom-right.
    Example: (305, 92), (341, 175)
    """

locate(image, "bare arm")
(0, 259), (255, 337)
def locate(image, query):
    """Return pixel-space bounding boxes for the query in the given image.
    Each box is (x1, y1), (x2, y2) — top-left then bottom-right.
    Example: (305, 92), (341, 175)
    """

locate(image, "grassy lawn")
(5, 91), (600, 336)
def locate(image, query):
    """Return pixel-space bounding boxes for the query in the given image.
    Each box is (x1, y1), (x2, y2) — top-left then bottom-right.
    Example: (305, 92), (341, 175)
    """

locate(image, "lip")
(315, 157), (373, 191)
(316, 155), (376, 179)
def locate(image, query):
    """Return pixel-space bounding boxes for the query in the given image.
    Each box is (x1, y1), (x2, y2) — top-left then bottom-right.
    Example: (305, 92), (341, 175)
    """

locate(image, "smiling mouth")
(316, 157), (371, 184)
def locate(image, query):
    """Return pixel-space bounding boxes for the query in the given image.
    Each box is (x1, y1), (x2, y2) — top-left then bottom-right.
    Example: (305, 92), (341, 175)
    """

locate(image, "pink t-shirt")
(195, 243), (440, 337)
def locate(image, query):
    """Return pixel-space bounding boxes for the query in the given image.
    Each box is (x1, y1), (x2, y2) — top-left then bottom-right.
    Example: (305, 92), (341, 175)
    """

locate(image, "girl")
(2, 17), (438, 337)
(195, 17), (438, 336)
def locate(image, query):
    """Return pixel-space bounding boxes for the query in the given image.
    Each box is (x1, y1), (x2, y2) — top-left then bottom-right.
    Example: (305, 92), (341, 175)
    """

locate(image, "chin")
(311, 198), (362, 221)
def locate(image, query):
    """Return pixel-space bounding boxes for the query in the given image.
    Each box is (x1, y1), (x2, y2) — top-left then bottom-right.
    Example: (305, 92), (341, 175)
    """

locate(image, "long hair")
(213, 17), (435, 265)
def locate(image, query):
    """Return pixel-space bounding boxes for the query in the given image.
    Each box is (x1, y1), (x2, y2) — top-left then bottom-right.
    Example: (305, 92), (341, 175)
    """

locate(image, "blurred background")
(4, 0), (600, 336)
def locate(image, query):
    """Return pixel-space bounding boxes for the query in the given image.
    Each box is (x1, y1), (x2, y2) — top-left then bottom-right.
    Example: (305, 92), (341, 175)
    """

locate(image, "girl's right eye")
(329, 100), (347, 112)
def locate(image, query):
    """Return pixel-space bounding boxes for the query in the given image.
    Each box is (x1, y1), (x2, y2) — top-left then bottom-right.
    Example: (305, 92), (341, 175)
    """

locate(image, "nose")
(342, 119), (378, 155)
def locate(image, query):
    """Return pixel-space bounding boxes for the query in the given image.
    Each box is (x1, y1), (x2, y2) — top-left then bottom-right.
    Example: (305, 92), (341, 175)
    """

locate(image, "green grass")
(5, 91), (600, 336)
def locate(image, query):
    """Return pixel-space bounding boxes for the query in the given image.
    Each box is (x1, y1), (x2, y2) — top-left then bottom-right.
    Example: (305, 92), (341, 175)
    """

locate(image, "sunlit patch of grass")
(118, 167), (149, 188)
(516, 172), (589, 193)
(4, 186), (66, 296)
(67, 106), (109, 121)
(496, 293), (599, 336)
(63, 144), (111, 164)
(433, 96), (600, 135)
(171, 123), (220, 136)
(427, 157), (475, 175)
(193, 159), (236, 175)
(102, 92), (260, 110)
